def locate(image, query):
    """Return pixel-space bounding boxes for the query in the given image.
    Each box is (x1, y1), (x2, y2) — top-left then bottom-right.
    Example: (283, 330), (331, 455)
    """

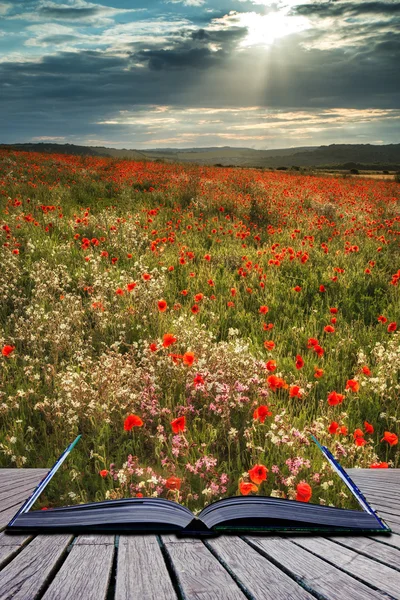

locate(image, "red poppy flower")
(191, 304), (199, 314)
(330, 307), (338, 314)
(328, 421), (339, 434)
(166, 476), (182, 490)
(193, 373), (205, 386)
(289, 385), (302, 398)
(266, 360), (277, 372)
(295, 355), (304, 369)
(248, 465), (268, 485)
(370, 462), (389, 469)
(115, 288), (124, 296)
(314, 367), (324, 378)
(124, 414), (144, 430)
(362, 366), (371, 376)
(2, 345), (15, 357)
(314, 345), (324, 357)
(293, 286), (302, 292)
(182, 352), (195, 366)
(163, 333), (177, 348)
(204, 254), (211, 261)
(142, 273), (152, 281)
(171, 416), (186, 433)
(319, 285), (326, 293)
(296, 482), (312, 502)
(227, 301), (235, 307)
(127, 282), (137, 292)
(264, 340), (275, 350)
(381, 431), (398, 446)
(99, 469), (109, 478)
(267, 375), (286, 391)
(353, 428), (364, 439)
(339, 425), (348, 435)
(364, 421), (374, 434)
(169, 353), (182, 364)
(253, 405), (272, 423)
(327, 391), (345, 406)
(158, 299), (168, 312)
(207, 279), (214, 286)
(230, 288), (236, 297)
(307, 338), (319, 348)
(346, 379), (360, 392)
(194, 293), (204, 303)
(355, 437), (367, 446)
(388, 322), (397, 333)
(239, 482), (258, 496)
(259, 305), (269, 314)
(324, 325), (335, 333)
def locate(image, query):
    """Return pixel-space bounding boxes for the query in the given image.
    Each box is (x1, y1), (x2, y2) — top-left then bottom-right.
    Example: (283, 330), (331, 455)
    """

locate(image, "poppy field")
(1, 149), (399, 511)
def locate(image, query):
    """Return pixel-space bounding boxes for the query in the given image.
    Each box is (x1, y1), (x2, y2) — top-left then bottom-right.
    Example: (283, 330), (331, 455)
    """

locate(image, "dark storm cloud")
(38, 6), (101, 19)
(293, 1), (400, 18)
(132, 26), (247, 70)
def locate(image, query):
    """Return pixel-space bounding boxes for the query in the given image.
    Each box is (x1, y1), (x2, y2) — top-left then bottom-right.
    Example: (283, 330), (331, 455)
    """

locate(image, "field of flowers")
(1, 149), (399, 511)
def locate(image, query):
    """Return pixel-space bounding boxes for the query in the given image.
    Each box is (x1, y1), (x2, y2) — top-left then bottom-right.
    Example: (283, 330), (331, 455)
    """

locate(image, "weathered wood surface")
(0, 468), (399, 599)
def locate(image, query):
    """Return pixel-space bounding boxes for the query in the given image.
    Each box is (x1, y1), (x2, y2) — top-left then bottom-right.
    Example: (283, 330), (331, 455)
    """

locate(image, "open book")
(7, 436), (390, 535)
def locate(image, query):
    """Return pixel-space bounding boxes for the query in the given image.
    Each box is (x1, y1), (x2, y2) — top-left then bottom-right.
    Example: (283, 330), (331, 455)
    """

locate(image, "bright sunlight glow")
(238, 11), (310, 47)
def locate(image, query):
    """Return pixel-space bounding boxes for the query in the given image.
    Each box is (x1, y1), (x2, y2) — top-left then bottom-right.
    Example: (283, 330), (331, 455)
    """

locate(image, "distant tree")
(350, 168), (359, 174)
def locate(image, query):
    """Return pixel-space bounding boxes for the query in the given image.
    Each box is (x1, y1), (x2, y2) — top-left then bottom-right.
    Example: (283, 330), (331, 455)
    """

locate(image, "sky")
(0, 0), (399, 149)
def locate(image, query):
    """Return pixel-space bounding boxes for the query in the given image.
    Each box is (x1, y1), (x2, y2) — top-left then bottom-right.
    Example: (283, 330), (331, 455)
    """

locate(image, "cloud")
(293, 2), (400, 19)
(166, 0), (206, 5)
(0, 2), (11, 15)
(3, 0), (143, 26)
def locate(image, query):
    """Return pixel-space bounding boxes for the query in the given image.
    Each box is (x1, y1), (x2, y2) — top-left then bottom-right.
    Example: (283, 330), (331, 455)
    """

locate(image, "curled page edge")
(311, 434), (389, 531)
(8, 434), (81, 527)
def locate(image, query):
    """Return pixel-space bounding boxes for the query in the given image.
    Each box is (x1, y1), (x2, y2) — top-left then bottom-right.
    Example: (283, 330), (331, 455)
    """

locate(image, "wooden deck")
(0, 468), (399, 599)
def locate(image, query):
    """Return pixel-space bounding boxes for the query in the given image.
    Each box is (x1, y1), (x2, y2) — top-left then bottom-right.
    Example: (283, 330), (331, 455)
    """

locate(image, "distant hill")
(0, 142), (146, 161)
(1, 142), (399, 170)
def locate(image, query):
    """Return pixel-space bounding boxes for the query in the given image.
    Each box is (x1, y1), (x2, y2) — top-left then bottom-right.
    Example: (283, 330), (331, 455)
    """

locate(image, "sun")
(238, 11), (309, 48)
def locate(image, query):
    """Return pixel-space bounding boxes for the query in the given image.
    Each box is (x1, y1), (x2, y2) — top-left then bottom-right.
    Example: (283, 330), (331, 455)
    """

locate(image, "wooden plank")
(367, 533), (400, 550)
(246, 536), (388, 600)
(294, 536), (400, 598)
(0, 469), (48, 475)
(0, 534), (72, 600)
(207, 536), (314, 599)
(0, 504), (31, 530)
(115, 535), (177, 600)
(0, 486), (42, 512)
(375, 511), (400, 525)
(0, 472), (47, 488)
(354, 494), (400, 516)
(74, 534), (114, 545)
(162, 537), (246, 600)
(0, 479), (46, 503)
(0, 532), (32, 570)
(0, 478), (45, 499)
(41, 542), (114, 600)
(328, 536), (400, 571)
(349, 470), (400, 478)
